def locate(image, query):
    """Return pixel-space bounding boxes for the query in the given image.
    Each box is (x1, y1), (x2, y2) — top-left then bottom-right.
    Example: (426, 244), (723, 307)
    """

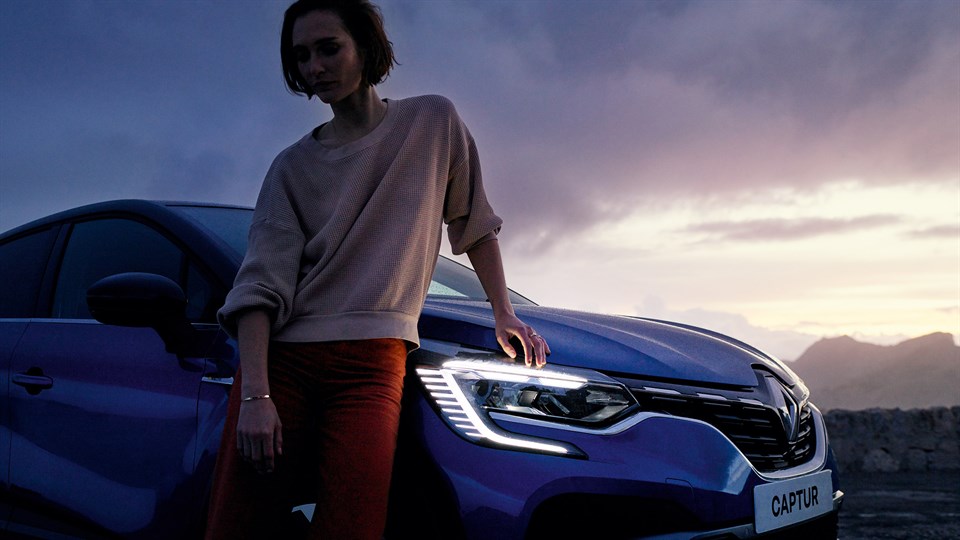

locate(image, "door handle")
(13, 368), (54, 395)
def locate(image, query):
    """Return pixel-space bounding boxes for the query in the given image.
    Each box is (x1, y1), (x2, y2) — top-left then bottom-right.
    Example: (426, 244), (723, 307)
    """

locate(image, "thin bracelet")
(241, 394), (271, 402)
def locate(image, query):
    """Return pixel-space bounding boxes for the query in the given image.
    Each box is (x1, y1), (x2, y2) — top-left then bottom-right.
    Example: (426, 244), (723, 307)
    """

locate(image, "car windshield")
(170, 205), (533, 305)
(428, 257), (534, 305)
(172, 205), (252, 260)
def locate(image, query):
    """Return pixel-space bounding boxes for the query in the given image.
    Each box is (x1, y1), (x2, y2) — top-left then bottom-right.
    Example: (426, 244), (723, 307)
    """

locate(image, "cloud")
(637, 295), (818, 360)
(381, 0), (960, 249)
(0, 0), (298, 230)
(1, 0), (953, 351)
(681, 214), (902, 242)
(907, 224), (960, 239)
(1, 0), (957, 245)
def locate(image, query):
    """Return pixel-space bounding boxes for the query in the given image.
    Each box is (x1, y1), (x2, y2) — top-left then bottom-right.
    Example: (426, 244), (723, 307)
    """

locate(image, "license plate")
(754, 470), (833, 534)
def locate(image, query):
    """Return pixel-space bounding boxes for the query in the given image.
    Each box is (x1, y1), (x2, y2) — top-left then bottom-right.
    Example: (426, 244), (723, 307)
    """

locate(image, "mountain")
(787, 332), (960, 411)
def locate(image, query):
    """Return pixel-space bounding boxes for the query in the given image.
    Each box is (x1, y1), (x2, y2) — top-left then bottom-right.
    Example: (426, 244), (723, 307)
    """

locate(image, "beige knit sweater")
(217, 95), (502, 346)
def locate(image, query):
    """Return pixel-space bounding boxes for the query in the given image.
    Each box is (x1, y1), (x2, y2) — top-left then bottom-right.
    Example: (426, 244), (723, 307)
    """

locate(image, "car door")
(0, 224), (61, 534)
(6, 217), (224, 539)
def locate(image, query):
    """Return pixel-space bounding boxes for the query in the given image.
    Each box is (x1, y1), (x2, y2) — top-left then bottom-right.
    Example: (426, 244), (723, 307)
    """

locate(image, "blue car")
(0, 200), (842, 539)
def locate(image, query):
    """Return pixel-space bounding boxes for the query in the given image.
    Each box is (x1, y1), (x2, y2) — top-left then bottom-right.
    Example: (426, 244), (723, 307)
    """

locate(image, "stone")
(825, 407), (960, 473)
(905, 448), (930, 471)
(861, 448), (900, 472)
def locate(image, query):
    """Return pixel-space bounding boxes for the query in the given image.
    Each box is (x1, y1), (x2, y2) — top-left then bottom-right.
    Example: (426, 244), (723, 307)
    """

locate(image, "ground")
(838, 470), (960, 540)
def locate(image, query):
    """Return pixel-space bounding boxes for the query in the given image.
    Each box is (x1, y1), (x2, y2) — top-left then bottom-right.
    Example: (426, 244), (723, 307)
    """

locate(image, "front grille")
(627, 386), (816, 473)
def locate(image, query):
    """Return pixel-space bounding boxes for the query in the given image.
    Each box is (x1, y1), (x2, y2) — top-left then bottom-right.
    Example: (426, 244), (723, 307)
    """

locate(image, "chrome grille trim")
(625, 380), (819, 473)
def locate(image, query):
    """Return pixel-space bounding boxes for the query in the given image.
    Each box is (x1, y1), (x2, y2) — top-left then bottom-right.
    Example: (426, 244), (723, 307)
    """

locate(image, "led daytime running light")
(442, 360), (587, 390)
(417, 366), (582, 456)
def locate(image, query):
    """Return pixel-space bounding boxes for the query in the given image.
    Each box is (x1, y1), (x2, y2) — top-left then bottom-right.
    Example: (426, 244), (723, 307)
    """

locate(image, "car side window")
(0, 227), (59, 318)
(427, 281), (468, 298)
(52, 218), (216, 321)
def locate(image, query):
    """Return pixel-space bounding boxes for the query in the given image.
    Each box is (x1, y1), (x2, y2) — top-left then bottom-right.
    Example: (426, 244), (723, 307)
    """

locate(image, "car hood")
(419, 299), (799, 388)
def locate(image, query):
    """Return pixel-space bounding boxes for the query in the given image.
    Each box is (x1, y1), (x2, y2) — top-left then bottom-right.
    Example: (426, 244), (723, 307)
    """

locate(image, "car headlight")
(416, 359), (638, 458)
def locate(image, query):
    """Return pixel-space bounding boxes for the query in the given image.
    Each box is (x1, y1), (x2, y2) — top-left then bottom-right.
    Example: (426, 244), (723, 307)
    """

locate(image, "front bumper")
(394, 381), (843, 540)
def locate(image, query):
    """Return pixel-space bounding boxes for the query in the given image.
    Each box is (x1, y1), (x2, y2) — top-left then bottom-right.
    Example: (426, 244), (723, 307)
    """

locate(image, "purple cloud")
(682, 214), (902, 242)
(907, 224), (960, 239)
(1, 0), (957, 245)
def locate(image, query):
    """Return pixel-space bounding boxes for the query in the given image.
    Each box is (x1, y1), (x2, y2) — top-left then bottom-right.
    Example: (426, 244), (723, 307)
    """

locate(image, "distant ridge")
(787, 332), (959, 411)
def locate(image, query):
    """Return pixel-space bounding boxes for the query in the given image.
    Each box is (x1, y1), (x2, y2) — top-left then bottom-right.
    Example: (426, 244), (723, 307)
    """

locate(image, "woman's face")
(291, 10), (364, 104)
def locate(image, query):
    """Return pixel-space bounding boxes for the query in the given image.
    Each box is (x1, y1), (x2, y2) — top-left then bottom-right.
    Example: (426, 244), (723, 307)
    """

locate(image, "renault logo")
(764, 375), (800, 443)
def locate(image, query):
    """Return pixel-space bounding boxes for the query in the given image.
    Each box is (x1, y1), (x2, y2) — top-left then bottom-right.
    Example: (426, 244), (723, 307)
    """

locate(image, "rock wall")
(823, 407), (959, 473)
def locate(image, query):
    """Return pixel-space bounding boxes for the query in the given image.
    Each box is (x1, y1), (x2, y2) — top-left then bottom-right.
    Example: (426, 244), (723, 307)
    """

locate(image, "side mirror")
(87, 272), (194, 353)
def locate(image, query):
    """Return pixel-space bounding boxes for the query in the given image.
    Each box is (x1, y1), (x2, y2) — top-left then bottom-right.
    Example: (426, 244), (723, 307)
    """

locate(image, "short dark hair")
(281, 0), (396, 97)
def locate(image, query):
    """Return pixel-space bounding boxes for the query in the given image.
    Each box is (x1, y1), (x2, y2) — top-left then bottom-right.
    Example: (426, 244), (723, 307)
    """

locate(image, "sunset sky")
(1, 0), (957, 359)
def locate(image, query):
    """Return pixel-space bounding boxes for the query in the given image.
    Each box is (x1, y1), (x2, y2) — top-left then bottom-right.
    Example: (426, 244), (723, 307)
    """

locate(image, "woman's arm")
(235, 310), (283, 473)
(466, 238), (550, 367)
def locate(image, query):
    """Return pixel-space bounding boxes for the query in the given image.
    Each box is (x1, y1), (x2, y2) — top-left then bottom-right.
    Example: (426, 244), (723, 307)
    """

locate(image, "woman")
(205, 1), (549, 538)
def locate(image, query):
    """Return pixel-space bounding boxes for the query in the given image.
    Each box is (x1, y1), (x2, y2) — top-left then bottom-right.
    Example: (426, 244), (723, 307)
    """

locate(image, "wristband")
(241, 394), (271, 402)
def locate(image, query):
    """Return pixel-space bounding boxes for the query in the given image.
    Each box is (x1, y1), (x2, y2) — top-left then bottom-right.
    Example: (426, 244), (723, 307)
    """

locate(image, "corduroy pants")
(204, 338), (408, 540)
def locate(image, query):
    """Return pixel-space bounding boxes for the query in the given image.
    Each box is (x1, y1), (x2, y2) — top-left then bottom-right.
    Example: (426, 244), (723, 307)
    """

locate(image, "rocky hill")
(787, 332), (959, 411)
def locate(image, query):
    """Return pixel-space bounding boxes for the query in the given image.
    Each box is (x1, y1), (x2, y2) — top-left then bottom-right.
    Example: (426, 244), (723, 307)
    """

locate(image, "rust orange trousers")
(204, 339), (407, 540)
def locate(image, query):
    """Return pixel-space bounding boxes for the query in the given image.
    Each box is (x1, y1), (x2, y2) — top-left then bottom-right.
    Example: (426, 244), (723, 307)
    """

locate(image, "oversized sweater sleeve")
(443, 102), (503, 255)
(217, 158), (306, 338)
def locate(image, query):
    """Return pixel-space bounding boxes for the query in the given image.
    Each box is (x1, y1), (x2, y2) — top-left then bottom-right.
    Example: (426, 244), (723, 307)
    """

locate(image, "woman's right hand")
(234, 310), (281, 473)
(237, 398), (283, 474)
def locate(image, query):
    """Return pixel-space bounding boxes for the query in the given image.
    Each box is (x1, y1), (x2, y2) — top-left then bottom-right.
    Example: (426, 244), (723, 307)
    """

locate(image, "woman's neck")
(322, 86), (387, 146)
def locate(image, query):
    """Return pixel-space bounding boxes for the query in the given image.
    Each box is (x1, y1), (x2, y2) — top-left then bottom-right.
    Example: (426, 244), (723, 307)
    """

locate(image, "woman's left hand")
(464, 238), (550, 367)
(495, 313), (550, 367)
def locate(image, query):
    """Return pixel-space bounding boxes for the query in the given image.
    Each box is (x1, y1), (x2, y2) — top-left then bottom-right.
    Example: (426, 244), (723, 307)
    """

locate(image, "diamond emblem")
(764, 375), (800, 443)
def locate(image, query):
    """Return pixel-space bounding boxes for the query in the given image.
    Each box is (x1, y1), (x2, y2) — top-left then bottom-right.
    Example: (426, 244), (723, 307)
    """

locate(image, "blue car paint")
(0, 200), (842, 539)
(0, 323), (27, 531)
(424, 300), (763, 387)
(6, 320), (224, 538)
(404, 398), (758, 539)
(401, 337), (840, 539)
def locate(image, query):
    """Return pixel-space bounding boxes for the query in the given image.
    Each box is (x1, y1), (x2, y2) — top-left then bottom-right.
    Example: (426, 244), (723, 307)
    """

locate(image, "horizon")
(2, 0), (957, 359)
